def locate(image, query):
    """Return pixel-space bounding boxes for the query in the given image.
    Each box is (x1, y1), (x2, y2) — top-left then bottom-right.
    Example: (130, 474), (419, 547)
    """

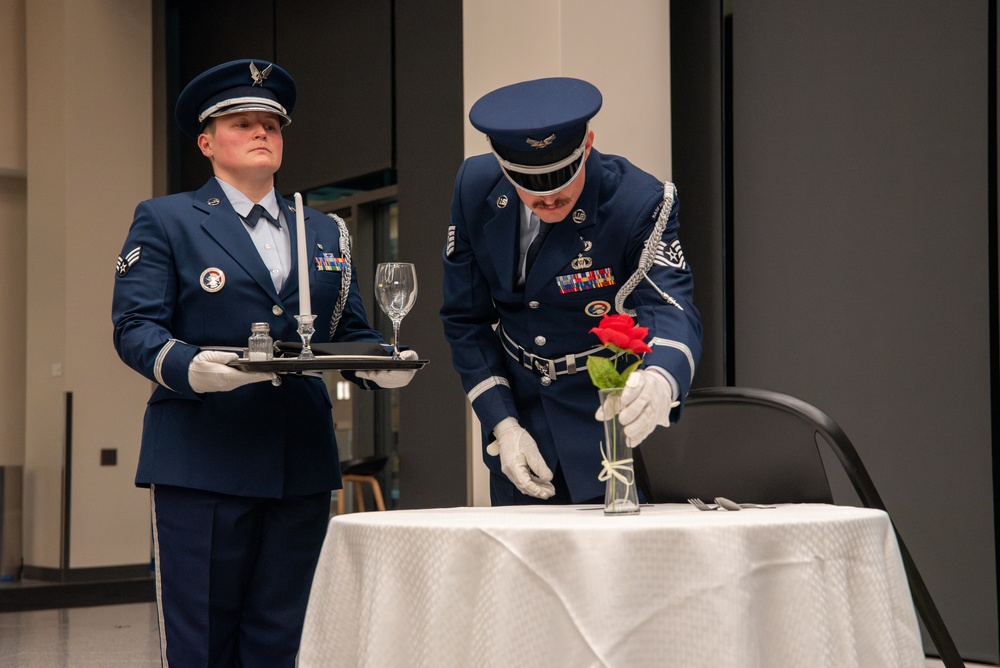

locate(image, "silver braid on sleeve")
(614, 182), (679, 316)
(327, 213), (352, 339)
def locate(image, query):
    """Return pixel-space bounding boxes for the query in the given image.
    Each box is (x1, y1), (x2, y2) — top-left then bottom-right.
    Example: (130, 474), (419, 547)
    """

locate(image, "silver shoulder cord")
(614, 181), (684, 316)
(326, 213), (352, 338)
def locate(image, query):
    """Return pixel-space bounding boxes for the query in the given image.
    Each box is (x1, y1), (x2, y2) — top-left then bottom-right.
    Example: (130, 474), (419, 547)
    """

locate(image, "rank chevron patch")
(116, 246), (141, 277)
(654, 239), (687, 269)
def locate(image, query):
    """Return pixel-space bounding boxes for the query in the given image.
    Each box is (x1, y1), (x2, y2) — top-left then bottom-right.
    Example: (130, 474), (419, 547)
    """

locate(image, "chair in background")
(336, 456), (389, 514)
(632, 386), (964, 668)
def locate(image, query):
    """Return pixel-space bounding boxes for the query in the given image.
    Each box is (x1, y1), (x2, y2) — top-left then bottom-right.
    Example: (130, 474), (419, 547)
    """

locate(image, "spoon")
(714, 496), (742, 511)
(714, 496), (777, 510)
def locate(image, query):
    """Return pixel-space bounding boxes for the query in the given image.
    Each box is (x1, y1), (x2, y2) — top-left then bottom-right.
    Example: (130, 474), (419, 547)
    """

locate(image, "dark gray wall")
(393, 0), (467, 508)
(671, 0), (729, 388)
(731, 1), (996, 660)
(276, 1), (394, 192)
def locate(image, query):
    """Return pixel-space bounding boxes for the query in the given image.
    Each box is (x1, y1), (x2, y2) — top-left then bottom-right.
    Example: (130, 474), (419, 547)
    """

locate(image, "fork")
(687, 498), (720, 511)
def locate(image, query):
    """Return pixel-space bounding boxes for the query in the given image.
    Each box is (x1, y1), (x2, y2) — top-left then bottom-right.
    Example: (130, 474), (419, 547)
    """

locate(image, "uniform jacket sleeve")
(440, 158), (520, 433)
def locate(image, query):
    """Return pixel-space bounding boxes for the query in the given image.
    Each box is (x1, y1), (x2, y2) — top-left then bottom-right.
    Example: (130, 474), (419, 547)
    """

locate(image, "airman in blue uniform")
(441, 78), (702, 505)
(112, 58), (415, 666)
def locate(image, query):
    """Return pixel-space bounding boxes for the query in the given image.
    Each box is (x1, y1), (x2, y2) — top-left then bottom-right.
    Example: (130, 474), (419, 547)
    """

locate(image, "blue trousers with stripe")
(151, 485), (330, 667)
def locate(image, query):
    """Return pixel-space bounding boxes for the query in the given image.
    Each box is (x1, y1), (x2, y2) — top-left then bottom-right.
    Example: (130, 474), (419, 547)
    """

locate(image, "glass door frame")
(312, 185), (400, 508)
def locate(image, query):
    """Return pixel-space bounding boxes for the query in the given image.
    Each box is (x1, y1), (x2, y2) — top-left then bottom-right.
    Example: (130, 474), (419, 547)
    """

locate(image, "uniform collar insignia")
(526, 133), (556, 149)
(249, 62), (273, 86)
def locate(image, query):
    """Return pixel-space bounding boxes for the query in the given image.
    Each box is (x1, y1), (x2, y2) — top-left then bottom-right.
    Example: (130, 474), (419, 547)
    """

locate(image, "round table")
(299, 503), (924, 668)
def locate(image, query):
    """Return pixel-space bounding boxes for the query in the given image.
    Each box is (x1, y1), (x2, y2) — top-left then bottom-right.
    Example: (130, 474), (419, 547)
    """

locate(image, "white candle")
(294, 192), (312, 316)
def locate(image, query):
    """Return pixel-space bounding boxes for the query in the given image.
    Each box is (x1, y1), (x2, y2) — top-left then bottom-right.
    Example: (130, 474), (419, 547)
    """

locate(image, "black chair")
(336, 456), (389, 514)
(632, 386), (964, 668)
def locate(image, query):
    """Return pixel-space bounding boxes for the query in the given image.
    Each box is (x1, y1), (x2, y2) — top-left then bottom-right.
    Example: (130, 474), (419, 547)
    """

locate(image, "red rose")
(589, 314), (652, 355)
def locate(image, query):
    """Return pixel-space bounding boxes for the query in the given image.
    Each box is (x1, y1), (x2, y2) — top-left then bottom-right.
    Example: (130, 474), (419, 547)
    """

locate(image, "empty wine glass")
(374, 262), (418, 360)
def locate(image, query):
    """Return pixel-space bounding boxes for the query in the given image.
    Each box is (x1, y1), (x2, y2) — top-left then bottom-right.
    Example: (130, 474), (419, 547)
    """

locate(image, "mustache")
(531, 198), (571, 210)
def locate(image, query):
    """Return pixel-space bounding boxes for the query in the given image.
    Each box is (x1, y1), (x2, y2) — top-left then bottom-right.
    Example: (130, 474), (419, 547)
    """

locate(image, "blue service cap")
(469, 77), (602, 195)
(175, 59), (296, 138)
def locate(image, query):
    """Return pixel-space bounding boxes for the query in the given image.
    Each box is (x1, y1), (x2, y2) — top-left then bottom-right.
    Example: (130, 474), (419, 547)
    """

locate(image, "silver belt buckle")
(566, 354), (577, 375)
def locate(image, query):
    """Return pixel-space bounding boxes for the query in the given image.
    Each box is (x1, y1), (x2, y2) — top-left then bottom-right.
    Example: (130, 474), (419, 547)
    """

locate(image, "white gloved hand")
(595, 369), (679, 448)
(188, 350), (277, 393)
(357, 349), (419, 388)
(486, 417), (556, 499)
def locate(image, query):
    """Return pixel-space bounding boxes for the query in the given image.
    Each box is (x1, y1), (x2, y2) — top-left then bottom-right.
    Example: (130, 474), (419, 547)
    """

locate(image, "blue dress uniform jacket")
(112, 178), (382, 498)
(441, 149), (702, 502)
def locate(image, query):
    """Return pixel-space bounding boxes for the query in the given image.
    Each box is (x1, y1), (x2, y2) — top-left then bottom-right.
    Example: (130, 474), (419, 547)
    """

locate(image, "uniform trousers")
(151, 484), (330, 667)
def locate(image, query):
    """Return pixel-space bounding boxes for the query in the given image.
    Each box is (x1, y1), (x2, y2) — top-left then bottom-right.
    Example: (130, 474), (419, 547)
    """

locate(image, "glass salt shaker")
(248, 322), (273, 361)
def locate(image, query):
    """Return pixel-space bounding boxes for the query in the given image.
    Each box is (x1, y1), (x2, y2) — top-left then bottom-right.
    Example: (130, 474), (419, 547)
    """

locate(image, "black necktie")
(524, 217), (552, 277)
(245, 204), (280, 229)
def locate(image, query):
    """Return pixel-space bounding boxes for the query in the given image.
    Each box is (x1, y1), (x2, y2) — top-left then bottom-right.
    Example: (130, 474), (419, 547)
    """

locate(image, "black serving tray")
(225, 340), (426, 373)
(228, 355), (427, 373)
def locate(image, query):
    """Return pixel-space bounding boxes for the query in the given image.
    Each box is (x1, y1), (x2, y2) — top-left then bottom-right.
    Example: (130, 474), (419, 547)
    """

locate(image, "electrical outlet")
(51, 363), (62, 377)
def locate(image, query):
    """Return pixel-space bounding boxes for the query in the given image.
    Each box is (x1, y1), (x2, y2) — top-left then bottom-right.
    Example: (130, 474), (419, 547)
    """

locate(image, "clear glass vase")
(598, 387), (640, 515)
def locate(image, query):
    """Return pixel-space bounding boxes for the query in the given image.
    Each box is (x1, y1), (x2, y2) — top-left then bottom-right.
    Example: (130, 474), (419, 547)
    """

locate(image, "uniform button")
(541, 376), (552, 387)
(272, 305), (283, 316)
(534, 336), (546, 346)
(528, 301), (540, 309)
(265, 243), (273, 250)
(271, 268), (280, 275)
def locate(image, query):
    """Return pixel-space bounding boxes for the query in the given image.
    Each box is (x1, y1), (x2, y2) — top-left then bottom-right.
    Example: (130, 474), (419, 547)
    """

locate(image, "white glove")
(596, 369), (679, 447)
(357, 349), (419, 388)
(486, 417), (556, 499)
(188, 350), (277, 393)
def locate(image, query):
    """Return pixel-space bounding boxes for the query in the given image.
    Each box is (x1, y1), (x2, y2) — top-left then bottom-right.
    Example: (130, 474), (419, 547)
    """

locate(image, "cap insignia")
(526, 134), (556, 149)
(249, 62), (273, 87)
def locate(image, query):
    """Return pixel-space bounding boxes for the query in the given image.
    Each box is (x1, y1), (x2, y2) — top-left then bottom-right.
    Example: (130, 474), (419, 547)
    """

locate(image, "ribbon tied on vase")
(598, 443), (635, 487)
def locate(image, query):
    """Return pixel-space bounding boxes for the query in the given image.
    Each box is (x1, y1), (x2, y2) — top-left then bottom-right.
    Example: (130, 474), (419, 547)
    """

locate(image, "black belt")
(499, 326), (620, 384)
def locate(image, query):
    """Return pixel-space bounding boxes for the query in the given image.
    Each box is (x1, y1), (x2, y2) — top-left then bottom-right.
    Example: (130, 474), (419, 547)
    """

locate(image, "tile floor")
(0, 603), (160, 666)
(0, 601), (993, 666)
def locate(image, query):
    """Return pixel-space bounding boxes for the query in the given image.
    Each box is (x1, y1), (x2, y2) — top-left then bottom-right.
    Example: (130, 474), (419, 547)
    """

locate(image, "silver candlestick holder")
(295, 314), (317, 359)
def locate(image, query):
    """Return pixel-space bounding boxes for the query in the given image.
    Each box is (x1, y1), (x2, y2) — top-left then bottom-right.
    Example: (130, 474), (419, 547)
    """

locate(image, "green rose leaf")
(587, 356), (624, 389)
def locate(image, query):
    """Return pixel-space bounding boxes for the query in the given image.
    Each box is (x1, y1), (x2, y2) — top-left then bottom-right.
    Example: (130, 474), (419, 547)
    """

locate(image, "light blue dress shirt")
(216, 177), (291, 293)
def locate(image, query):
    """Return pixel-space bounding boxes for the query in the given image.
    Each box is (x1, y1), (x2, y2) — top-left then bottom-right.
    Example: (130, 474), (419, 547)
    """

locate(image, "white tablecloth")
(299, 504), (923, 668)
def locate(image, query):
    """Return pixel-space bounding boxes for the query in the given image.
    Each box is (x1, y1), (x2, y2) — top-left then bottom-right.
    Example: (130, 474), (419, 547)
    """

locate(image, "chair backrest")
(634, 386), (964, 667)
(638, 387), (837, 505)
(337, 456), (390, 514)
(339, 456), (389, 478)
